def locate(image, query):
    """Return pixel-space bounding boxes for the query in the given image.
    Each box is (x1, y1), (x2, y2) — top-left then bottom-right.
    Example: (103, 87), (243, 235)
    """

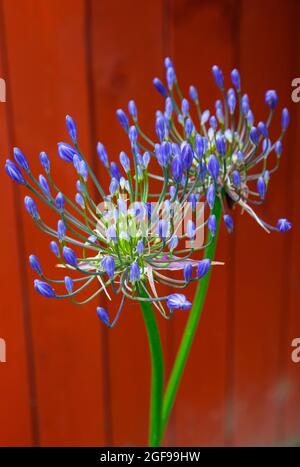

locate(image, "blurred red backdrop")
(0, 0), (299, 446)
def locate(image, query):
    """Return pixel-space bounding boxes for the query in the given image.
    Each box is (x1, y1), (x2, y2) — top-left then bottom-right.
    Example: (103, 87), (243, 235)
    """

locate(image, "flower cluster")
(5, 58), (291, 326)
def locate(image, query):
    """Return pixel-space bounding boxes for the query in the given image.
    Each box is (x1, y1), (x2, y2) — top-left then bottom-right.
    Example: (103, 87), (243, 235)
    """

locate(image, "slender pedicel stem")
(136, 122), (155, 148)
(74, 142), (106, 198)
(159, 196), (222, 444)
(137, 283), (164, 447)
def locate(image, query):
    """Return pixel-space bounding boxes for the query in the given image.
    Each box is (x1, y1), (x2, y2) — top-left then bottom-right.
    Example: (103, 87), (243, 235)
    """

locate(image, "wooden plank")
(89, 0), (170, 446)
(0, 2), (33, 445)
(231, 0), (296, 446)
(168, 0), (236, 446)
(2, 0), (106, 445)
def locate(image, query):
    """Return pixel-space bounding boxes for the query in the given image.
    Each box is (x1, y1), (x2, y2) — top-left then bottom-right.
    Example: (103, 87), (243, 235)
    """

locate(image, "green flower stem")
(160, 197), (222, 443)
(138, 285), (165, 447)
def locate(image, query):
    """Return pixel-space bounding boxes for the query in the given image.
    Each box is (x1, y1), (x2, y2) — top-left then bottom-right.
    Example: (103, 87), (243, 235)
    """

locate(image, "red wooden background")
(0, 0), (299, 446)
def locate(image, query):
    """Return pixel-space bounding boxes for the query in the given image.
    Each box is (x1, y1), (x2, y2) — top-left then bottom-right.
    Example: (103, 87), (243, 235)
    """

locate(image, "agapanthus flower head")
(5, 57), (291, 328)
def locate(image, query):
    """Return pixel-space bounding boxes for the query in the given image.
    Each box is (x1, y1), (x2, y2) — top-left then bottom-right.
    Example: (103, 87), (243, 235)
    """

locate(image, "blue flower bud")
(224, 214), (234, 233)
(275, 140), (282, 156)
(257, 176), (266, 199)
(258, 121), (268, 137)
(75, 192), (85, 208)
(128, 125), (138, 146)
(249, 126), (259, 145)
(184, 263), (193, 282)
(5, 159), (26, 184)
(156, 116), (166, 142)
(136, 240), (144, 255)
(168, 235), (178, 251)
(14, 147), (29, 172)
(109, 177), (119, 195)
(216, 108), (224, 124)
(181, 98), (189, 116)
(166, 66), (175, 89)
(29, 255), (42, 275)
(246, 110), (254, 127)
(110, 162), (121, 181)
(186, 220), (196, 239)
(201, 110), (210, 125)
(50, 241), (60, 257)
(227, 89), (236, 114)
(241, 94), (249, 115)
(208, 215), (217, 236)
(24, 196), (39, 219)
(73, 154), (81, 172)
(106, 225), (117, 242)
(39, 174), (51, 197)
(63, 246), (78, 268)
(265, 90), (278, 109)
(118, 151), (130, 174)
(64, 276), (74, 293)
(97, 142), (109, 167)
(207, 154), (220, 181)
(281, 108), (289, 131)
(195, 134), (204, 158)
(55, 192), (65, 211)
(164, 57), (173, 68)
(128, 100), (137, 119)
(197, 259), (211, 278)
(171, 155), (183, 183)
(101, 256), (115, 280)
(153, 78), (168, 97)
(34, 280), (56, 298)
(130, 261), (140, 283)
(231, 68), (240, 91)
(57, 219), (66, 241)
(277, 218), (292, 232)
(189, 193), (197, 211)
(39, 151), (50, 172)
(167, 293), (192, 310)
(189, 85), (198, 102)
(143, 151), (151, 168)
(66, 115), (77, 142)
(206, 184), (216, 210)
(58, 142), (77, 163)
(212, 65), (224, 89)
(181, 143), (193, 171)
(116, 109), (129, 132)
(158, 219), (168, 240)
(76, 179), (84, 193)
(97, 307), (110, 326)
(185, 118), (193, 139)
(78, 160), (88, 181)
(216, 135), (226, 156)
(232, 170), (241, 186)
(210, 116), (217, 130)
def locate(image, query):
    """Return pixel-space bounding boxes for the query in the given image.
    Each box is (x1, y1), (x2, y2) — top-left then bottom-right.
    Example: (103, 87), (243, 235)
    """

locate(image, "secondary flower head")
(150, 58), (292, 234)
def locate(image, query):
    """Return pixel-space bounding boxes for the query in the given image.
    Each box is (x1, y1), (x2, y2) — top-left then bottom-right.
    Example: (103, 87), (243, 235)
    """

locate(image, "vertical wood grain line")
(0, 0), (40, 446)
(277, 0), (300, 444)
(224, 0), (242, 447)
(83, 0), (113, 446)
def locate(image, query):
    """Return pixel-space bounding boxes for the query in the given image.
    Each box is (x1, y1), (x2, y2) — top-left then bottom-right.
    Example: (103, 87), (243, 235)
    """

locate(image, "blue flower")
(34, 280), (56, 298)
(14, 147), (29, 172)
(277, 218), (292, 232)
(66, 115), (77, 143)
(97, 307), (110, 326)
(5, 160), (26, 184)
(116, 109), (129, 132)
(167, 294), (192, 310)
(29, 255), (42, 275)
(58, 142), (78, 163)
(197, 259), (211, 278)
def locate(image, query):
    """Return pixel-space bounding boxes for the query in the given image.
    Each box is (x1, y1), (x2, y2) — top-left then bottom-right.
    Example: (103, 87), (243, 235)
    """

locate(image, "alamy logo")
(0, 338), (6, 363)
(291, 78), (300, 103)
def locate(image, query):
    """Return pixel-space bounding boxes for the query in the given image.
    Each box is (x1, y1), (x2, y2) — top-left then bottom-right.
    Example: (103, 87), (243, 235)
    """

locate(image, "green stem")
(138, 285), (164, 447)
(160, 197), (222, 443)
